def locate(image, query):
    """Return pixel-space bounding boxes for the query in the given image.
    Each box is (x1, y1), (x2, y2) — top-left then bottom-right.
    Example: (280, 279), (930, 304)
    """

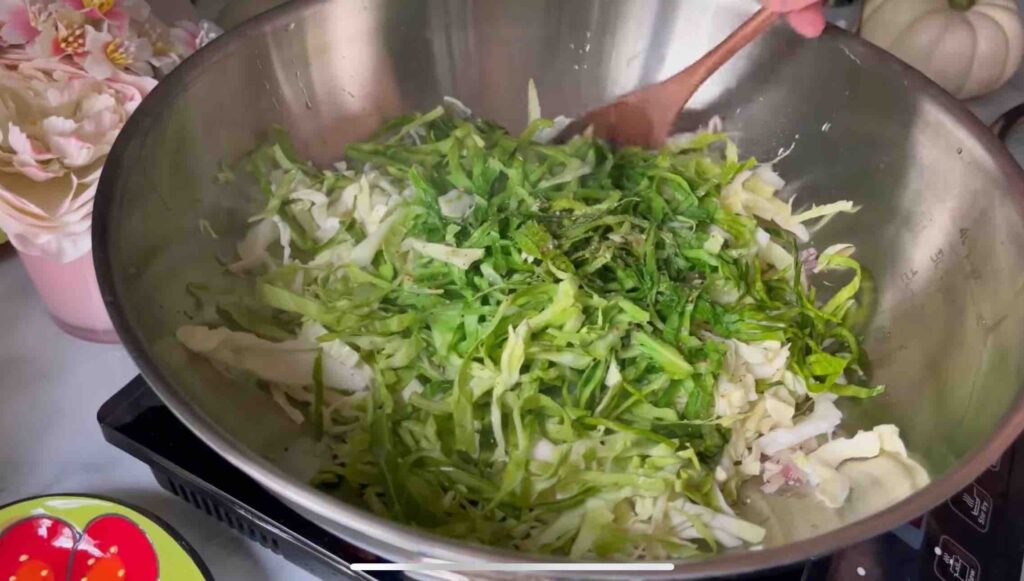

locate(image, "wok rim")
(93, 0), (1024, 576)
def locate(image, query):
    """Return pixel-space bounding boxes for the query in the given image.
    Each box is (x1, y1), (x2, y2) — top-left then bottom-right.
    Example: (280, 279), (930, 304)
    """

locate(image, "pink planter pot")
(17, 249), (119, 344)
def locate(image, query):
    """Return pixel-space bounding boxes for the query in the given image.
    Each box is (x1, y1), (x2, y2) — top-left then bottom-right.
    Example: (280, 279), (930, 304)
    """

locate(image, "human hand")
(763, 0), (826, 38)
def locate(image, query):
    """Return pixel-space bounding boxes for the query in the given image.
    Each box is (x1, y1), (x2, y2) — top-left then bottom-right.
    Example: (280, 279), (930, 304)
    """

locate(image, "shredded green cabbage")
(182, 102), (887, 560)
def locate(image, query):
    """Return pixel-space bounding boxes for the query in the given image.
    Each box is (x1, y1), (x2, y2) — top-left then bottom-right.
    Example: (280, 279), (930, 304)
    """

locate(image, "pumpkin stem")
(948, 0), (975, 10)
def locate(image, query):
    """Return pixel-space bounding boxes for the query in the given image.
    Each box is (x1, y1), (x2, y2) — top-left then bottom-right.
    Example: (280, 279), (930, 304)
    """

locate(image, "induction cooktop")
(97, 375), (1024, 580)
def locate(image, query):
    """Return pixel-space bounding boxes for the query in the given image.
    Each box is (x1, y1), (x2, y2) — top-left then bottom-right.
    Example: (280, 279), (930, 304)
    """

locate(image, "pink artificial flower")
(25, 7), (87, 58)
(5, 121), (59, 180)
(62, 0), (149, 35)
(146, 18), (221, 75)
(0, 55), (155, 261)
(0, 0), (47, 46)
(80, 23), (152, 79)
(168, 19), (219, 54)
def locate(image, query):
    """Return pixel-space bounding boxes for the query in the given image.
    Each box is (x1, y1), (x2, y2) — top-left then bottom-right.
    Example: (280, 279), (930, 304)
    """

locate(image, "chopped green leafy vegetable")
(179, 99), (892, 560)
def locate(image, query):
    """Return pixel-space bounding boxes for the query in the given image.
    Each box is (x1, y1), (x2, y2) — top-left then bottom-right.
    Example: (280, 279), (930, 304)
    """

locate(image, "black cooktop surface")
(98, 376), (1024, 580)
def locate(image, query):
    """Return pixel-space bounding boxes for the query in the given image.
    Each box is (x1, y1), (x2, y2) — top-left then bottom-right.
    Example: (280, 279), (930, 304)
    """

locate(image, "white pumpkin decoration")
(861, 0), (1024, 99)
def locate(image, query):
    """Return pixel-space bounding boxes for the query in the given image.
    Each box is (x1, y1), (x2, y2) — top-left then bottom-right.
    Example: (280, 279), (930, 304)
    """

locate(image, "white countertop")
(0, 0), (318, 575)
(2, 4), (1024, 579)
(0, 246), (317, 581)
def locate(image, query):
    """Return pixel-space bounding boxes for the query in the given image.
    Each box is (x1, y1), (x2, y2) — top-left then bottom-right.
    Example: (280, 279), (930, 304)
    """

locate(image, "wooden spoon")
(556, 8), (780, 148)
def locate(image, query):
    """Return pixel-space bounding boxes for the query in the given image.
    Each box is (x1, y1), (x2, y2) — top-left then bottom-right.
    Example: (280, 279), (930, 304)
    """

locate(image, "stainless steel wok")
(93, 0), (1024, 577)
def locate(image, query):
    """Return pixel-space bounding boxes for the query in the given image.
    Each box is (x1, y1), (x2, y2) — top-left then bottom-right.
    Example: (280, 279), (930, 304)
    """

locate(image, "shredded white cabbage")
(537, 155), (594, 188)
(525, 78), (574, 144)
(442, 96), (472, 119)
(401, 237), (486, 269)
(186, 106), (920, 557)
(178, 323), (372, 392)
(758, 395), (843, 456)
(527, 78), (542, 123)
(229, 218), (277, 274)
(290, 188), (341, 243)
(349, 208), (405, 267)
(665, 115), (725, 151)
(722, 166), (860, 244)
(532, 116), (574, 145)
(437, 189), (476, 220)
(709, 330), (916, 510)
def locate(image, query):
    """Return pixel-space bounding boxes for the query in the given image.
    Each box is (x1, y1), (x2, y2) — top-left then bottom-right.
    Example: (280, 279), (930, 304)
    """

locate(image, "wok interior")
(99, 0), (1024, 565)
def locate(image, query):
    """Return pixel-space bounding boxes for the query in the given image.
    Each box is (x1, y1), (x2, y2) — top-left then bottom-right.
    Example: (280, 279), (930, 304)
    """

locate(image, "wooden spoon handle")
(664, 8), (781, 95)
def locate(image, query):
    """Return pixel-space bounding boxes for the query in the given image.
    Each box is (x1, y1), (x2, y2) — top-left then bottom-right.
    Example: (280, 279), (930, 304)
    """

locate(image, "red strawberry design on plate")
(1, 514), (159, 581)
(69, 516), (158, 581)
(0, 516), (77, 581)
(0, 496), (207, 581)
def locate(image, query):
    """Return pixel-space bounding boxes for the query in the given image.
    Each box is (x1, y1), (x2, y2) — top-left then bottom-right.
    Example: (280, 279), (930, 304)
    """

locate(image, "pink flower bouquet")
(0, 0), (219, 341)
